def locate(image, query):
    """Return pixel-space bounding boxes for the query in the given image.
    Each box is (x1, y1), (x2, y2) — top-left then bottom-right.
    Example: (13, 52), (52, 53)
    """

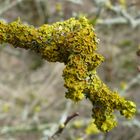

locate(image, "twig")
(51, 112), (79, 138)
(136, 49), (140, 56)
(97, 17), (128, 25)
(0, 0), (25, 15)
(93, 0), (140, 28)
(137, 66), (140, 72)
(0, 123), (57, 134)
(97, 16), (140, 28)
(120, 73), (140, 96)
(34, 0), (45, 23)
(122, 118), (140, 128)
(66, 0), (83, 5)
(42, 101), (73, 139)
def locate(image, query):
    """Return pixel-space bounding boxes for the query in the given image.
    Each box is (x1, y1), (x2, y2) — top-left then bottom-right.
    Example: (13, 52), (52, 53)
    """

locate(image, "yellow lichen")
(0, 17), (136, 132)
(85, 120), (100, 134)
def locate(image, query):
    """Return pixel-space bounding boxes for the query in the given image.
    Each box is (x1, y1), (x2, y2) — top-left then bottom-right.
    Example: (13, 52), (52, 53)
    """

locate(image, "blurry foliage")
(85, 120), (100, 135)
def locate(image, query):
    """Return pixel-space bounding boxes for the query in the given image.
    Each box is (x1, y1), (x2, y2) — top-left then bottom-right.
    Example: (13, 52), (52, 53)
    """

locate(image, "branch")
(122, 118), (140, 128)
(93, 0), (140, 28)
(0, 17), (136, 132)
(51, 112), (79, 138)
(120, 74), (140, 96)
(97, 17), (140, 27)
(0, 123), (57, 134)
(0, 0), (25, 15)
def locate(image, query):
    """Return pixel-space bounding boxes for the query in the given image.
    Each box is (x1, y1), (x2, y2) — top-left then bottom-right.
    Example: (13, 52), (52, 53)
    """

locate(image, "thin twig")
(51, 112), (79, 138)
(137, 66), (140, 72)
(0, 123), (57, 134)
(34, 0), (45, 23)
(120, 73), (140, 96)
(0, 0), (25, 15)
(93, 0), (140, 28)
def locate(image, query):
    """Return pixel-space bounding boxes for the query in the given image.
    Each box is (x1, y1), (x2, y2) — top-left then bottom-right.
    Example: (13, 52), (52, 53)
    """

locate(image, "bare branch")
(0, 0), (25, 15)
(51, 112), (79, 138)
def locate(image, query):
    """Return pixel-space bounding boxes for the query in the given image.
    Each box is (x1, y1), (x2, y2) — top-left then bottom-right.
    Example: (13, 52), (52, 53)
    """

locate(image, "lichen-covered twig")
(0, 17), (136, 132)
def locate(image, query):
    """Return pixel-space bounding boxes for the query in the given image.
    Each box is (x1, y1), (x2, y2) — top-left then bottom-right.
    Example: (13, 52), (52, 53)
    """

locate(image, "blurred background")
(0, 0), (140, 140)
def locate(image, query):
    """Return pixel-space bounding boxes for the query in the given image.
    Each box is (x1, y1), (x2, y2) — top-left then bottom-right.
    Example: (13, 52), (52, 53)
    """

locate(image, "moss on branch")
(0, 17), (136, 132)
